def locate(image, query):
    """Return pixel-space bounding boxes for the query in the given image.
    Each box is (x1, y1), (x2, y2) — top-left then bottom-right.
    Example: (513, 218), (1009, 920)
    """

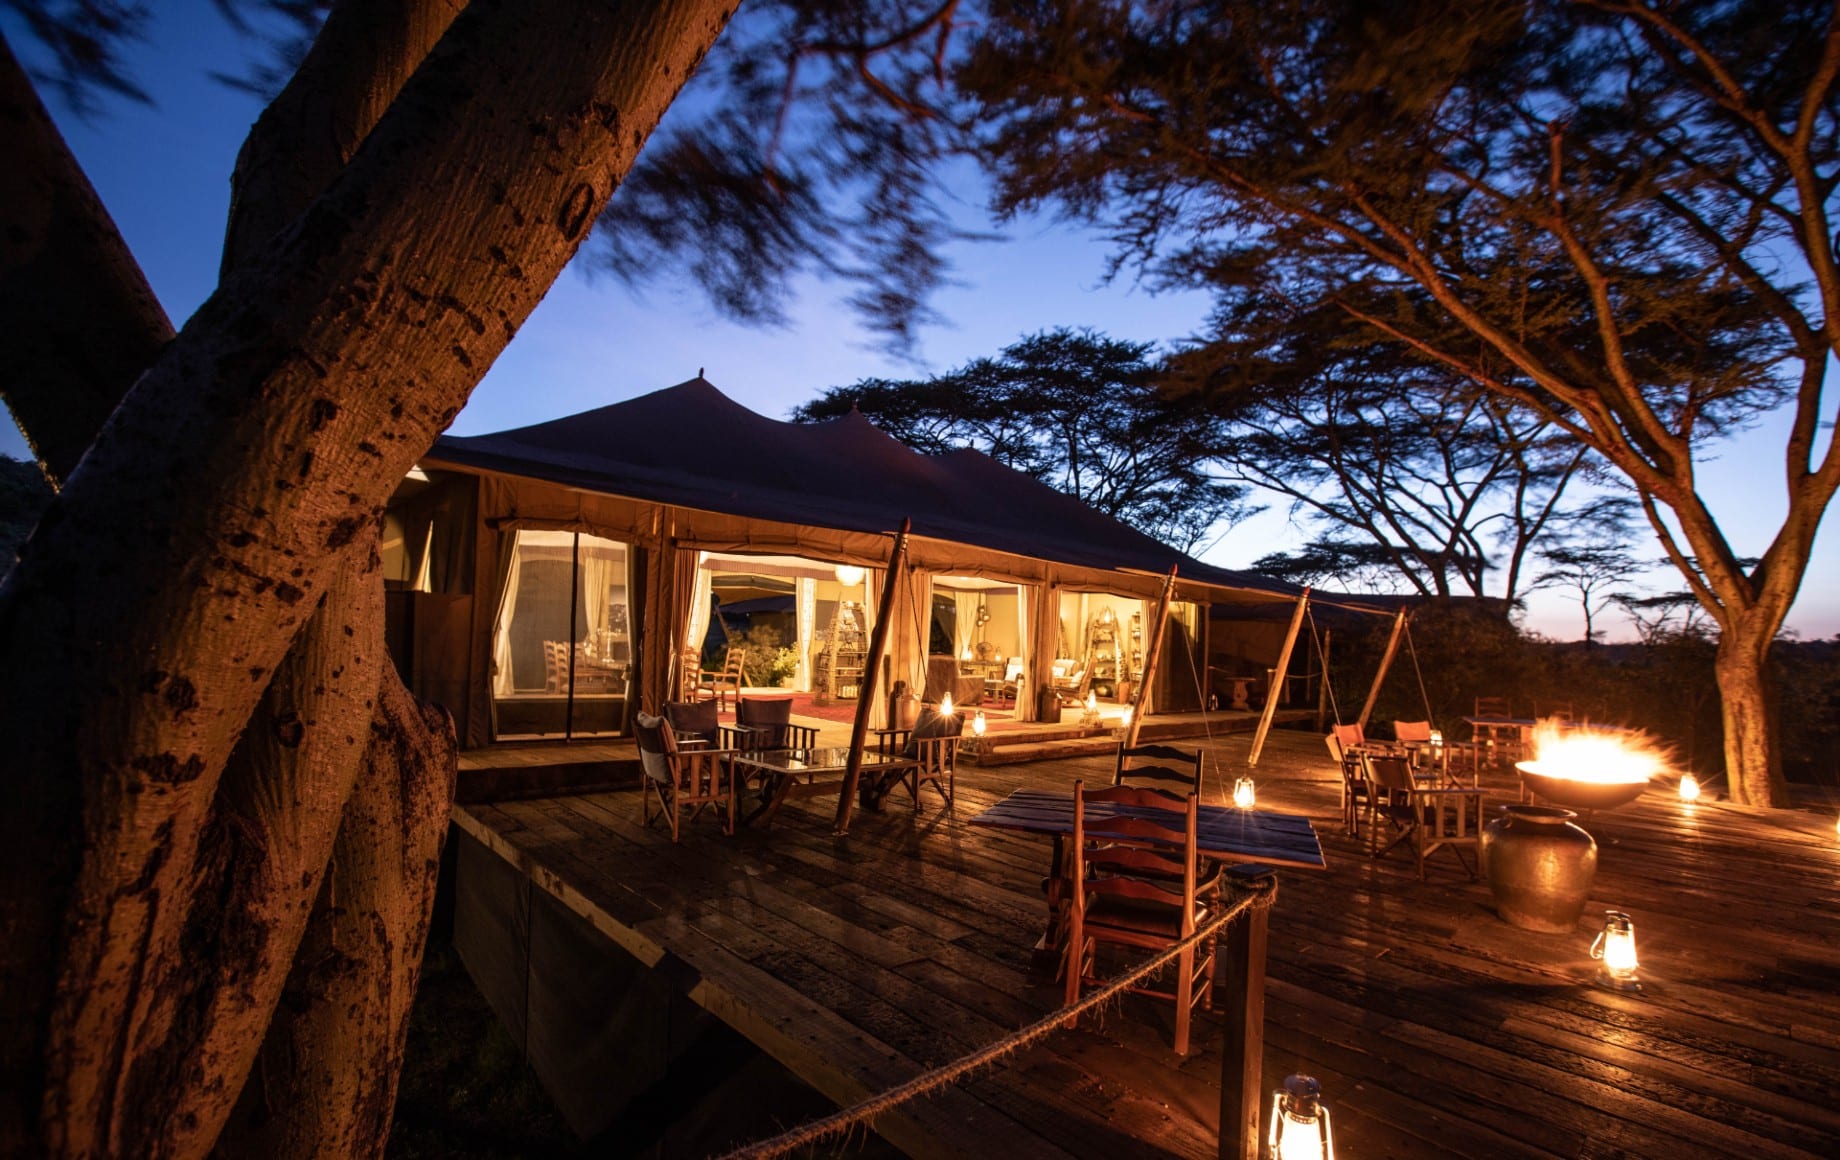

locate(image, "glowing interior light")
(1268, 1074), (1334, 1160)
(1590, 910), (1641, 991)
(1119, 705), (1134, 728)
(1678, 773), (1700, 803)
(1233, 777), (1256, 811)
(833, 564), (864, 588)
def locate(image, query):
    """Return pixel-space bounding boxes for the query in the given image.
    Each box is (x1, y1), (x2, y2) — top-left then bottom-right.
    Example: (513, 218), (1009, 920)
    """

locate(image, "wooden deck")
(453, 730), (1840, 1158)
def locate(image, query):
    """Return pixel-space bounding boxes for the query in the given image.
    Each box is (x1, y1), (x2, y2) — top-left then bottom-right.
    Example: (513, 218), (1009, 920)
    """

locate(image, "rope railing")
(720, 874), (1280, 1159)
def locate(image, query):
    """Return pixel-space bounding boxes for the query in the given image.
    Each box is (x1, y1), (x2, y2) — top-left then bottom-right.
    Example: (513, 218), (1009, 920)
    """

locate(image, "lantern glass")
(971, 710), (987, 737)
(940, 693), (955, 718)
(1120, 705), (1134, 728)
(1678, 773), (1700, 802)
(1268, 1075), (1334, 1160)
(1233, 777), (1256, 811)
(1590, 910), (1641, 991)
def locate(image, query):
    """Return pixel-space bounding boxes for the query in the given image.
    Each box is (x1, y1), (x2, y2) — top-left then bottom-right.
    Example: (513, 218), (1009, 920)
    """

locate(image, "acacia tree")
(0, 0), (740, 1154)
(962, 0), (1839, 806)
(1180, 322), (1592, 604)
(795, 327), (1257, 552)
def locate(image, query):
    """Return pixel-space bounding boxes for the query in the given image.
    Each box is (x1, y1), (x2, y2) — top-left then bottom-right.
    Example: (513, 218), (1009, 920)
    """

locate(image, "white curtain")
(491, 536), (525, 697)
(577, 538), (620, 647)
(795, 576), (816, 691)
(684, 551), (713, 663)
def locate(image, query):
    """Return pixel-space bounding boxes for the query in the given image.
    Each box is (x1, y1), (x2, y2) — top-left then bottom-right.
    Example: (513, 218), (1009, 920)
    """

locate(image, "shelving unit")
(816, 600), (867, 702)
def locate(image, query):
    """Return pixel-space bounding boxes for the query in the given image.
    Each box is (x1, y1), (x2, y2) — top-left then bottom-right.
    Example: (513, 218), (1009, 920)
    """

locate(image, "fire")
(1523, 719), (1668, 785)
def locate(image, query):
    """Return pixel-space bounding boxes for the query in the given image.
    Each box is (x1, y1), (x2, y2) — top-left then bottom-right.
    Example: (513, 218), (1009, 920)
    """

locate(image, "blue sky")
(5, 2), (1836, 641)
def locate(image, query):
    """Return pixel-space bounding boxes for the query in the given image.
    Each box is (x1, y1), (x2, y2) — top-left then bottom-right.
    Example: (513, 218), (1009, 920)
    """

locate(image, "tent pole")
(1248, 588), (1309, 768)
(834, 519), (910, 834)
(1123, 567), (1177, 749)
(1358, 609), (1409, 729)
(1315, 629), (1331, 732)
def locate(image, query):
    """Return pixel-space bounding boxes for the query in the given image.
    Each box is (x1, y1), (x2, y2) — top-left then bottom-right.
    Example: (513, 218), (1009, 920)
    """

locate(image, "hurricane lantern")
(971, 710), (987, 738)
(939, 693), (955, 718)
(1119, 705), (1134, 729)
(1233, 776), (1256, 811)
(1268, 1073), (1334, 1160)
(1678, 773), (1701, 803)
(1590, 910), (1641, 992)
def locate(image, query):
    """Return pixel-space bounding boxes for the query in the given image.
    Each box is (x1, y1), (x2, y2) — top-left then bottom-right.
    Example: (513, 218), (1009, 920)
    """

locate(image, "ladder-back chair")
(1064, 781), (1214, 1055)
(1113, 743), (1203, 792)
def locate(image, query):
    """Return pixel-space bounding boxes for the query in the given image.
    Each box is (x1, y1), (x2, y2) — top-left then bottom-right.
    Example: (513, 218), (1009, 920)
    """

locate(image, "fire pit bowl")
(1516, 761), (1649, 810)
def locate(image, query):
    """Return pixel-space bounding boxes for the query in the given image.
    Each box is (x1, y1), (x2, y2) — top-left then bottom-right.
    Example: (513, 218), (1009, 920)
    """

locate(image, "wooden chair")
(1323, 732), (1371, 836)
(1535, 700), (1575, 722)
(696, 647), (746, 710)
(542, 639), (571, 693)
(1113, 743), (1202, 792)
(1474, 695), (1512, 718)
(895, 708), (964, 810)
(634, 711), (737, 842)
(723, 696), (818, 753)
(1063, 781), (1214, 1055)
(1361, 752), (1487, 880)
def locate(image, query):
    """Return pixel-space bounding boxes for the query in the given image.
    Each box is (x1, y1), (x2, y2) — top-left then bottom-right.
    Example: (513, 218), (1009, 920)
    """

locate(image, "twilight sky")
(5, 2), (1836, 641)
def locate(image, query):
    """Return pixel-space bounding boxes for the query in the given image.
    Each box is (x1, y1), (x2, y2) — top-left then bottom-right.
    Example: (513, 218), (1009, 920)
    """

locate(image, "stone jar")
(1480, 805), (1598, 933)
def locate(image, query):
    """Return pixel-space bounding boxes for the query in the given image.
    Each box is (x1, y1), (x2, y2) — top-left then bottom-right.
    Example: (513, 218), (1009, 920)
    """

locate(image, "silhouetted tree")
(960, 0), (1838, 805)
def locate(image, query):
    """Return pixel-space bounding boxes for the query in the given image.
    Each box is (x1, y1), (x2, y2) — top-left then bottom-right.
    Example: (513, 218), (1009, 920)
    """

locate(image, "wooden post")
(1358, 608), (1409, 729)
(1123, 567), (1177, 749)
(1314, 628), (1331, 732)
(1248, 588), (1309, 767)
(1219, 866), (1274, 1160)
(834, 519), (910, 834)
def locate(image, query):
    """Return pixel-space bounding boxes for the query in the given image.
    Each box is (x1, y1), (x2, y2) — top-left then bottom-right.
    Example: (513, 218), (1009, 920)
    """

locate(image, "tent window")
(492, 530), (631, 740)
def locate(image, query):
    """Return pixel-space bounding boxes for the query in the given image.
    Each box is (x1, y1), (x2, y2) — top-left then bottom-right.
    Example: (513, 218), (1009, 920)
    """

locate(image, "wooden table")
(971, 790), (1326, 963)
(734, 745), (917, 828)
(971, 788), (1324, 1136)
(969, 788), (1327, 870)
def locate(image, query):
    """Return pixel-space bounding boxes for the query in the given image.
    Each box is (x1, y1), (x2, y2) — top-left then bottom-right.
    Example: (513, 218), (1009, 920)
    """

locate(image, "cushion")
(665, 699), (719, 741)
(634, 712), (673, 784)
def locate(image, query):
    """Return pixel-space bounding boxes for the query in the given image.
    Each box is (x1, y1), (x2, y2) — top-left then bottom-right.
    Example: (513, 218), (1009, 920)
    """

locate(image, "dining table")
(968, 788), (1327, 973)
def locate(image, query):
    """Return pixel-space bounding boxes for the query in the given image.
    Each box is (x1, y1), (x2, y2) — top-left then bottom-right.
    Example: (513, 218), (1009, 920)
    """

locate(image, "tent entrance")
(491, 529), (634, 741)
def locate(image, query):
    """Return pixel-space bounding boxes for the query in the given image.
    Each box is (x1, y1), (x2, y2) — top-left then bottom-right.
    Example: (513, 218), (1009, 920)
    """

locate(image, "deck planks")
(455, 730), (1840, 1158)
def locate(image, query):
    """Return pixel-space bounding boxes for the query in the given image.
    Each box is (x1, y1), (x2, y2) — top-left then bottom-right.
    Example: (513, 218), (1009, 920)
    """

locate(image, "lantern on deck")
(940, 693), (955, 718)
(1678, 773), (1700, 803)
(1233, 776), (1256, 811)
(1083, 692), (1099, 724)
(1590, 910), (1641, 992)
(971, 710), (987, 738)
(1268, 1073), (1334, 1160)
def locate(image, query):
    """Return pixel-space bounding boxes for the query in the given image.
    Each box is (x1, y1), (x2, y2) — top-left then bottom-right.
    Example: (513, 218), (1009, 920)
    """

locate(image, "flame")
(1524, 720), (1667, 785)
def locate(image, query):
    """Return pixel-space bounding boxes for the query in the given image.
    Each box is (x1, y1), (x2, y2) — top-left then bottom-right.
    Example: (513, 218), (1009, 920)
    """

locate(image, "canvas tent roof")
(426, 377), (1298, 599)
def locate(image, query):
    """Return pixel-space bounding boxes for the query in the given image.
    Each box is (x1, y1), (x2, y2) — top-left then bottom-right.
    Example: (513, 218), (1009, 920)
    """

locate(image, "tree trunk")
(216, 676), (456, 1159)
(0, 1), (735, 1153)
(1714, 626), (1788, 808)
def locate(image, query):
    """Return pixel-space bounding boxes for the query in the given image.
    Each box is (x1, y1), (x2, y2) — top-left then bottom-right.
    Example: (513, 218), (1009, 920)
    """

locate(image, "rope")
(1307, 606), (1343, 727)
(1403, 615), (1435, 721)
(1177, 623), (1227, 804)
(719, 875), (1280, 1160)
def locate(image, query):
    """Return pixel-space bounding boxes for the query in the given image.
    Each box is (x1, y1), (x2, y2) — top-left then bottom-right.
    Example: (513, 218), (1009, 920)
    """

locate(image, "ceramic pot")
(1480, 805), (1598, 933)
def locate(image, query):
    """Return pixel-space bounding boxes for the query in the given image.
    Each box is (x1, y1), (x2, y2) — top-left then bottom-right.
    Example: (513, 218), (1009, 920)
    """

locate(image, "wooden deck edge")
(449, 803), (1070, 1159)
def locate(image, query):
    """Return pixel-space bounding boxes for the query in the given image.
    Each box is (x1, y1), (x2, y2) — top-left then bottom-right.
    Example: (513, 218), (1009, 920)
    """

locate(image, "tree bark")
(216, 677), (456, 1159)
(0, 1), (734, 1154)
(1714, 625), (1789, 808)
(0, 32), (173, 484)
